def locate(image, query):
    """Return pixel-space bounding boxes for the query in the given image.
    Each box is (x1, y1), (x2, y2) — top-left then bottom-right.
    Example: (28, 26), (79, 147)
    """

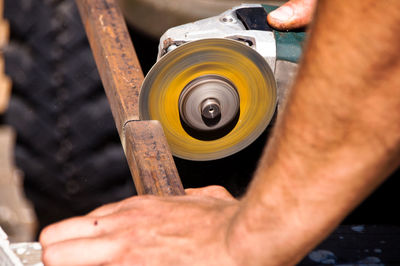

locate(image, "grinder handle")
(235, 5), (307, 63)
(262, 4), (306, 63)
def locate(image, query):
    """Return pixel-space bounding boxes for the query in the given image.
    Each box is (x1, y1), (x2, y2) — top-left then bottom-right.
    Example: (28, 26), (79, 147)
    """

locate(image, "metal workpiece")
(157, 4), (277, 72)
(76, 0), (144, 137)
(76, 0), (184, 196)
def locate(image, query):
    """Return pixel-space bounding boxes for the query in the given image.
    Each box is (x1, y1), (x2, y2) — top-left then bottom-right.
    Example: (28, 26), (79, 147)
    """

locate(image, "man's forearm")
(229, 1), (400, 264)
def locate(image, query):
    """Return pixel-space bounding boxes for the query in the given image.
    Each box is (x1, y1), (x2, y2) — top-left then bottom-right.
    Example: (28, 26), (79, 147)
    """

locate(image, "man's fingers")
(42, 236), (121, 266)
(185, 185), (235, 200)
(40, 209), (142, 247)
(40, 216), (107, 247)
(267, 0), (317, 30)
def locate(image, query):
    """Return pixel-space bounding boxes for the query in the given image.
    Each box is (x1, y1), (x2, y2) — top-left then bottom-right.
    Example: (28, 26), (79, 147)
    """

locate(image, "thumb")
(267, 0), (317, 30)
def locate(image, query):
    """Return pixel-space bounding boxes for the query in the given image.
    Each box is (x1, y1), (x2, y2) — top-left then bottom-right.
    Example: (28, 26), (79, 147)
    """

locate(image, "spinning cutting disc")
(139, 38), (277, 161)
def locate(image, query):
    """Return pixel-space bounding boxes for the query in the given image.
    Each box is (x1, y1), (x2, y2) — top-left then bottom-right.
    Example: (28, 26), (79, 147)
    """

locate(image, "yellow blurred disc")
(139, 39), (277, 161)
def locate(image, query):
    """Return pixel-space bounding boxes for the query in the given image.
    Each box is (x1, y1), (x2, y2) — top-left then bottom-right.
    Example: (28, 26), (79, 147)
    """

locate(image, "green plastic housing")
(262, 4), (306, 63)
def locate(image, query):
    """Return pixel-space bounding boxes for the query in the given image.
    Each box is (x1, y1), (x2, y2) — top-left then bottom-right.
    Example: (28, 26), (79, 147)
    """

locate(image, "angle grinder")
(139, 4), (305, 161)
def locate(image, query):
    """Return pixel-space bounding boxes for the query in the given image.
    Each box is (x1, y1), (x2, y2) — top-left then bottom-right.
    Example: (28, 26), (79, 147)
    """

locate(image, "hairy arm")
(230, 0), (400, 264)
(39, 1), (400, 265)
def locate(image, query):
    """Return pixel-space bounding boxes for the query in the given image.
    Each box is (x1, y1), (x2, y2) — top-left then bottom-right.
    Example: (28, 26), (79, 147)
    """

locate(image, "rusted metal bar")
(76, 0), (141, 135)
(75, 0), (184, 196)
(124, 121), (185, 195)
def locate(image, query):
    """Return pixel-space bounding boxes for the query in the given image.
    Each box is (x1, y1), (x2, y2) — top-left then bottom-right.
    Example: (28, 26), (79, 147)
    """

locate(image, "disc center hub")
(179, 75), (240, 131)
(201, 98), (221, 119)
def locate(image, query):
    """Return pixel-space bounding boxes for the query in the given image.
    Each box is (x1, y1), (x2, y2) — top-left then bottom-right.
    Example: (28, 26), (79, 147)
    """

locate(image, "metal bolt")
(201, 98), (221, 119)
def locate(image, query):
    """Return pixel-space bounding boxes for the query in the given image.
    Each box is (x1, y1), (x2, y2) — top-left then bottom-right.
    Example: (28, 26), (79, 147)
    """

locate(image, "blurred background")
(0, 0), (399, 244)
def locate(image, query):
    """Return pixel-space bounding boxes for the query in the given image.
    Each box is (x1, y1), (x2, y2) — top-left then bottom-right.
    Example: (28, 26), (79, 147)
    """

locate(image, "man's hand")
(40, 186), (240, 266)
(267, 0), (317, 30)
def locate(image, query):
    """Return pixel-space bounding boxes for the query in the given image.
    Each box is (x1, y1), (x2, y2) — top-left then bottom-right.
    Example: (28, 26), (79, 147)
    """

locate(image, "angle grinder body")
(139, 4), (305, 161)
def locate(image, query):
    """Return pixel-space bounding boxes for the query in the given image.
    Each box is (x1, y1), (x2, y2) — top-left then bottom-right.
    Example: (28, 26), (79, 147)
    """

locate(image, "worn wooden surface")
(75, 0), (184, 196)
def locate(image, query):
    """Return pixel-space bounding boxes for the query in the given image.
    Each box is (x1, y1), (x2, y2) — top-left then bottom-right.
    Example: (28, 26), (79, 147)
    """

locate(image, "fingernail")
(269, 6), (294, 22)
